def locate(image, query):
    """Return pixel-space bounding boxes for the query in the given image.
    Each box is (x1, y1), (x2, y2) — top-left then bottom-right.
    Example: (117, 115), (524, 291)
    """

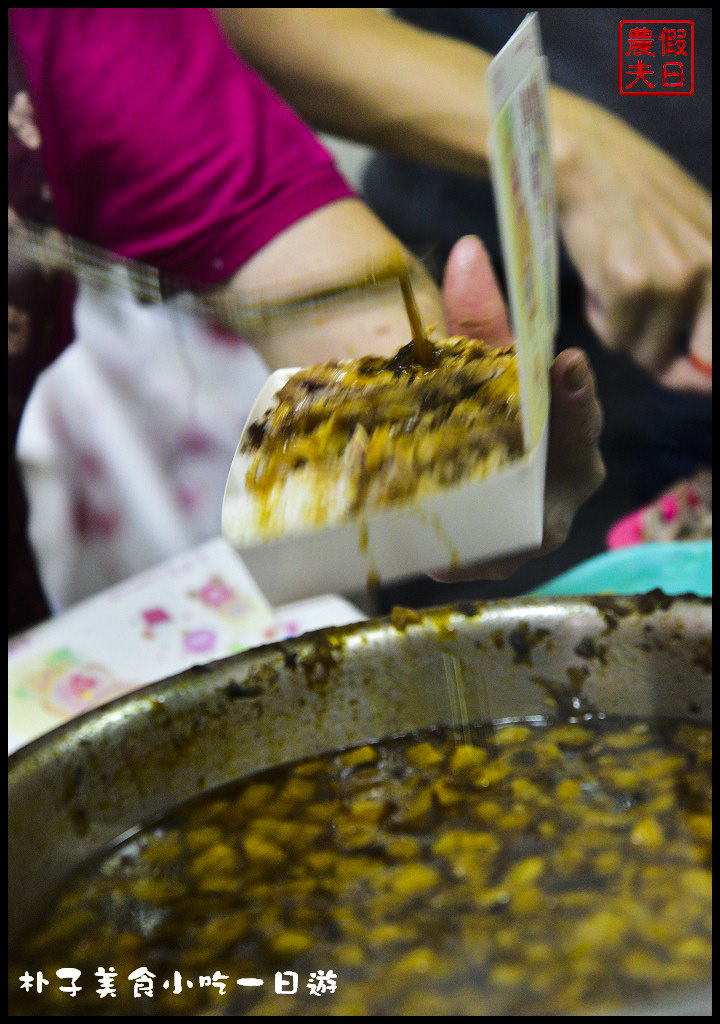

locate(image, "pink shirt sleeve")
(10, 8), (354, 286)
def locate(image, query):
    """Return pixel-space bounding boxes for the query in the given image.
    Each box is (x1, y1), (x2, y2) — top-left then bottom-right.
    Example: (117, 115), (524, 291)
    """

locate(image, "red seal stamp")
(618, 20), (694, 95)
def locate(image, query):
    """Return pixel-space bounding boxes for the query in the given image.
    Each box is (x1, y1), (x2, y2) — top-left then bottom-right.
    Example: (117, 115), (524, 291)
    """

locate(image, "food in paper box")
(230, 337), (523, 542)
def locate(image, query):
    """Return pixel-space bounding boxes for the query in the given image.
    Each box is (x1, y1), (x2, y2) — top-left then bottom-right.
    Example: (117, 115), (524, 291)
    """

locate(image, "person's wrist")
(548, 89), (612, 209)
(548, 88), (585, 174)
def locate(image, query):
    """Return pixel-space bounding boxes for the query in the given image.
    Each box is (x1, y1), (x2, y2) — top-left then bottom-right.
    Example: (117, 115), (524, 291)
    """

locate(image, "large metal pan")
(8, 594), (712, 1014)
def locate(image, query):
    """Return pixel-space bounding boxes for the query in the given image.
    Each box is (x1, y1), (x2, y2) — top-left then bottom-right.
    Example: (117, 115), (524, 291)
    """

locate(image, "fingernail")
(453, 235), (483, 268)
(563, 355), (591, 393)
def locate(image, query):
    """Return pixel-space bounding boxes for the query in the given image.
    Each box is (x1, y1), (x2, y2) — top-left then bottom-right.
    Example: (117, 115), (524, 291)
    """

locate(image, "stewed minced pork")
(237, 337), (523, 538)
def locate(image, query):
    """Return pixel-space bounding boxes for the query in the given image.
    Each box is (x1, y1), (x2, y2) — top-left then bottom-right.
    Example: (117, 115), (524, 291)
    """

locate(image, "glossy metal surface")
(8, 595), (712, 1013)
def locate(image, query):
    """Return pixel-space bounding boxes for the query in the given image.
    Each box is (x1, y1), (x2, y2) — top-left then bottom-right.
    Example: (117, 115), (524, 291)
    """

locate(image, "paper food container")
(223, 14), (557, 605)
(222, 364), (548, 604)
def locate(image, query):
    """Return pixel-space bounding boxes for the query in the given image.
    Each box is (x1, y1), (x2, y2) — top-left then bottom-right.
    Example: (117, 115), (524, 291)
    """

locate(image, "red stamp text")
(618, 20), (694, 95)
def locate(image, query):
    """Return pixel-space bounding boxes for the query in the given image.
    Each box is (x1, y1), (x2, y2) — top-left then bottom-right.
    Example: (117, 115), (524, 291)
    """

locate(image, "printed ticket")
(487, 13), (558, 451)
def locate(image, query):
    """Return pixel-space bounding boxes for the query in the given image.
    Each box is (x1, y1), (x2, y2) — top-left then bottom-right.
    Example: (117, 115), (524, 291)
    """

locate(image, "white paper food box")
(223, 14), (557, 604)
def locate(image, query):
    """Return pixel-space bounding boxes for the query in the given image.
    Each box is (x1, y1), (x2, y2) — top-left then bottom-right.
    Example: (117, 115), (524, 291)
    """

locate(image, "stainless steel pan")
(8, 594), (712, 1013)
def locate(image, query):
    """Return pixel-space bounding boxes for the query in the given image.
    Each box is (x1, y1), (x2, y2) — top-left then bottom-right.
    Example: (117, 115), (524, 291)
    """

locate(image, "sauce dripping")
(370, 250), (435, 369)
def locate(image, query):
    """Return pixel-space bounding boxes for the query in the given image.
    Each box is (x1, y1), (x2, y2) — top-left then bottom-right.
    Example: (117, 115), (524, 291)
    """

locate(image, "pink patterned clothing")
(9, 7), (352, 284)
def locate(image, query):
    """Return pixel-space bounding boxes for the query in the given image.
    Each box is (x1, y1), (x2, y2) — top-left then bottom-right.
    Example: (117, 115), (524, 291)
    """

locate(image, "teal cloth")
(530, 541), (712, 598)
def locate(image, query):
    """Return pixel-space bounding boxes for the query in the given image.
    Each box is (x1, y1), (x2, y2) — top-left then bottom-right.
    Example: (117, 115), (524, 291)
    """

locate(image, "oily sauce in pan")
(10, 717), (712, 1016)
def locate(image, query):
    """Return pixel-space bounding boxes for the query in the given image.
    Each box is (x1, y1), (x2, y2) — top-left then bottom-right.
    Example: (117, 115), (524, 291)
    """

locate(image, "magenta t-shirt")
(9, 8), (353, 285)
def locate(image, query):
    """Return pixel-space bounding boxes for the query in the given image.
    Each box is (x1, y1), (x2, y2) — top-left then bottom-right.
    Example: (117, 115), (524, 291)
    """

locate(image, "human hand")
(431, 235), (605, 581)
(552, 93), (712, 394)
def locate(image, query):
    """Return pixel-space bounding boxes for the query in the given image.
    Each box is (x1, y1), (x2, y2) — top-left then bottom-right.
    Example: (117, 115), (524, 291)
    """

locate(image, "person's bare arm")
(214, 8), (711, 393)
(212, 198), (444, 369)
(214, 8), (494, 178)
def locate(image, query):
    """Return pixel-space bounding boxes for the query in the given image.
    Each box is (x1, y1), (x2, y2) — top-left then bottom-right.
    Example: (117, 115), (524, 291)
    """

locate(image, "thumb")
(442, 235), (514, 346)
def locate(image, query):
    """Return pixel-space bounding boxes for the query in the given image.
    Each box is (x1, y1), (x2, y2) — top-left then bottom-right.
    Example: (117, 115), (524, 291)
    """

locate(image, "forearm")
(212, 10), (597, 190)
(211, 198), (446, 369)
(213, 7), (495, 178)
(213, 10), (710, 233)
(213, 9), (711, 391)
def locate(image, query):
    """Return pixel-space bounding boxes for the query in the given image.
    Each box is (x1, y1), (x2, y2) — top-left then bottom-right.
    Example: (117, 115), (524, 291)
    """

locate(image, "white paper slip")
(8, 537), (272, 751)
(8, 534), (366, 754)
(488, 12), (558, 450)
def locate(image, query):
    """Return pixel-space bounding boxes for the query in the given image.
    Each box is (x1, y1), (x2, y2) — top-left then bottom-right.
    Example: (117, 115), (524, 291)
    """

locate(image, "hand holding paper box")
(222, 16), (605, 602)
